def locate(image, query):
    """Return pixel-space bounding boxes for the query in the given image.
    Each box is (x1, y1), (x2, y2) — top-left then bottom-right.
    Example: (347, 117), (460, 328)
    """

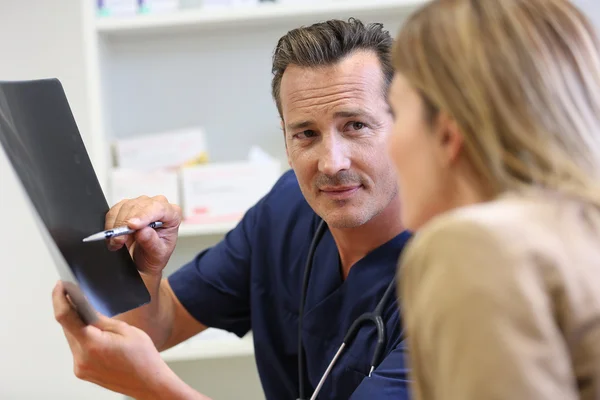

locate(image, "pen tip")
(82, 232), (105, 242)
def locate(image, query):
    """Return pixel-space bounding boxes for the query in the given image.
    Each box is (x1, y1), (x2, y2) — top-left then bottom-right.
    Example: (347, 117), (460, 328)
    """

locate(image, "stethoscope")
(297, 219), (398, 400)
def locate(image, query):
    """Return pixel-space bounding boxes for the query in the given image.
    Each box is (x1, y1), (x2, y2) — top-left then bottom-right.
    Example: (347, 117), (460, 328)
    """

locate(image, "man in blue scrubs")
(52, 18), (411, 400)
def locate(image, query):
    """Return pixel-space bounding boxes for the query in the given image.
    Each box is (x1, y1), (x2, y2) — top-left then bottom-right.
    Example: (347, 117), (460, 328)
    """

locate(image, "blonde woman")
(387, 0), (600, 399)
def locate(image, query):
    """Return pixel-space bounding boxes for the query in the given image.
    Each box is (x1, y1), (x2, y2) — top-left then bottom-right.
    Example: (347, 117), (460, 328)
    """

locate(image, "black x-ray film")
(0, 78), (150, 324)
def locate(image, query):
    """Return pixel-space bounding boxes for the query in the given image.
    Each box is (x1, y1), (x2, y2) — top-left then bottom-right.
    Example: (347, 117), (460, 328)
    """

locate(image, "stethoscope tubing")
(298, 219), (328, 400)
(310, 342), (346, 400)
(298, 219), (397, 400)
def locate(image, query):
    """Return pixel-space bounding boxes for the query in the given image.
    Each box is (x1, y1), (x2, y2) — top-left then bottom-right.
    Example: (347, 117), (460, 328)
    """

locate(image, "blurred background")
(0, 0), (598, 399)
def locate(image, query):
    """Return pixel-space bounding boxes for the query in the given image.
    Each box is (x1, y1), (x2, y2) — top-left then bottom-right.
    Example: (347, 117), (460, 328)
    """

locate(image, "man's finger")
(52, 281), (87, 339)
(105, 198), (128, 231)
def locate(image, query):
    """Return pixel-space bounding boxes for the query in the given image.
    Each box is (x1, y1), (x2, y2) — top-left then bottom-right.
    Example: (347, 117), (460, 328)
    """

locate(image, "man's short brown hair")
(271, 18), (394, 119)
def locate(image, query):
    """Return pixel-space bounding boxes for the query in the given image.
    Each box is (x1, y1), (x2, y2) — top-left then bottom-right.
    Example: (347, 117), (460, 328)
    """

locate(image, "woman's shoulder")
(406, 193), (538, 254)
(406, 190), (599, 257)
(397, 194), (562, 335)
(398, 191), (600, 300)
(398, 193), (560, 290)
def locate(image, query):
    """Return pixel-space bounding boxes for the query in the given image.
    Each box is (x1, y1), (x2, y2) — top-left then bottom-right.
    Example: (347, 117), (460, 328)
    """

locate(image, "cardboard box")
(180, 161), (281, 224)
(112, 127), (209, 171)
(108, 168), (180, 207)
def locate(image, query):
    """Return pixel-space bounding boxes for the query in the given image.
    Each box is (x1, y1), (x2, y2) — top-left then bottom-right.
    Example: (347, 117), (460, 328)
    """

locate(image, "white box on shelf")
(97, 0), (138, 17)
(199, 0), (235, 7)
(198, 0), (259, 8)
(233, 0), (260, 6)
(112, 127), (209, 171)
(160, 331), (254, 362)
(139, 0), (180, 13)
(276, 0), (316, 3)
(180, 160), (281, 224)
(189, 327), (240, 344)
(108, 168), (180, 207)
(178, 0), (203, 8)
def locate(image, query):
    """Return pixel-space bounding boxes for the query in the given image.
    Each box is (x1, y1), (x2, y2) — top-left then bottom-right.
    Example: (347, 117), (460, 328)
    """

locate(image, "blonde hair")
(393, 0), (600, 203)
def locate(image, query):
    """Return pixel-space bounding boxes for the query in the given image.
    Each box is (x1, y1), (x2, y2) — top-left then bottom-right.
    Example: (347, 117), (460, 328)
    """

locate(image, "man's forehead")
(279, 52), (385, 116)
(280, 51), (383, 92)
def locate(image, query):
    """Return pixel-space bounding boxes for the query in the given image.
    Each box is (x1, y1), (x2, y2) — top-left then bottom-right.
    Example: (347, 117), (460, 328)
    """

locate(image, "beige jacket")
(398, 191), (600, 400)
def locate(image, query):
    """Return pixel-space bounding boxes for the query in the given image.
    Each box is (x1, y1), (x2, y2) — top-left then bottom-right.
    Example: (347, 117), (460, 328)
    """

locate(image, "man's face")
(280, 50), (398, 229)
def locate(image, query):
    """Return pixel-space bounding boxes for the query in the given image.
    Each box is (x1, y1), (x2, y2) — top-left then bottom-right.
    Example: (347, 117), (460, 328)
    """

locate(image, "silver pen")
(82, 221), (164, 242)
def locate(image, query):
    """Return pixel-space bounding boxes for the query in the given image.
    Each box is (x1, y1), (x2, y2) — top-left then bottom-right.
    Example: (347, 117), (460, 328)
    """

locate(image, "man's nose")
(318, 134), (351, 176)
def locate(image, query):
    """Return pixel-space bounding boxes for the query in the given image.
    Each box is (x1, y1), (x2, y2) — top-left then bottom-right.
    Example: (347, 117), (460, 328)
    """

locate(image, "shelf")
(95, 0), (427, 36)
(178, 220), (238, 237)
(161, 333), (255, 362)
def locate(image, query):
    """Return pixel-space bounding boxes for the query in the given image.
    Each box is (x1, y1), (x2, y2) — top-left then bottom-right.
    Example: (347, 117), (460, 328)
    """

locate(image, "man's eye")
(295, 130), (316, 139)
(351, 122), (365, 130)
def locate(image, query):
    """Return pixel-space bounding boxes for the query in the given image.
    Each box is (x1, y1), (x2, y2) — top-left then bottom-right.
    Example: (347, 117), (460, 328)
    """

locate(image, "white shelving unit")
(161, 332), (254, 362)
(83, 0), (426, 197)
(80, 0), (426, 386)
(179, 221), (237, 237)
(95, 0), (425, 35)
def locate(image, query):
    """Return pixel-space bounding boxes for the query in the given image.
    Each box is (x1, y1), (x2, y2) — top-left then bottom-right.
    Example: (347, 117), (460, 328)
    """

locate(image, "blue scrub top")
(168, 170), (412, 399)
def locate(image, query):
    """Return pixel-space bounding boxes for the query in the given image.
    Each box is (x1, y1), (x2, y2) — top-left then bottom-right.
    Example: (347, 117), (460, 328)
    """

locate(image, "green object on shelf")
(97, 8), (111, 17)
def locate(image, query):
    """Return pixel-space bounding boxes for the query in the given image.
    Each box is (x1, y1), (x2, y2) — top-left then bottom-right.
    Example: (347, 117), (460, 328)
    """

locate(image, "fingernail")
(128, 218), (140, 226)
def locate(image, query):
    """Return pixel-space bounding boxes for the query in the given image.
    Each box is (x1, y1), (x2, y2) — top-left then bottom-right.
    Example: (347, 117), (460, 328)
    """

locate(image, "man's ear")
(435, 112), (463, 165)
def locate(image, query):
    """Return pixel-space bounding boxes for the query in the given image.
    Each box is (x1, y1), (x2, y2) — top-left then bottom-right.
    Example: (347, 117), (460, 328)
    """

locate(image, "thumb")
(134, 225), (160, 249)
(133, 228), (165, 269)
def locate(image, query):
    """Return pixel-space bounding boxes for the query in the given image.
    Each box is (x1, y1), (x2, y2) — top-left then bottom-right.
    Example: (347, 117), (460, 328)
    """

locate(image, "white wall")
(0, 0), (119, 398)
(0, 1), (264, 398)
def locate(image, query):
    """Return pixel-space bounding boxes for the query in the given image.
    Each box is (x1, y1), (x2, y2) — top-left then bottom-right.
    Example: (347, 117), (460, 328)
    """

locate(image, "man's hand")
(52, 281), (207, 400)
(106, 195), (182, 277)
